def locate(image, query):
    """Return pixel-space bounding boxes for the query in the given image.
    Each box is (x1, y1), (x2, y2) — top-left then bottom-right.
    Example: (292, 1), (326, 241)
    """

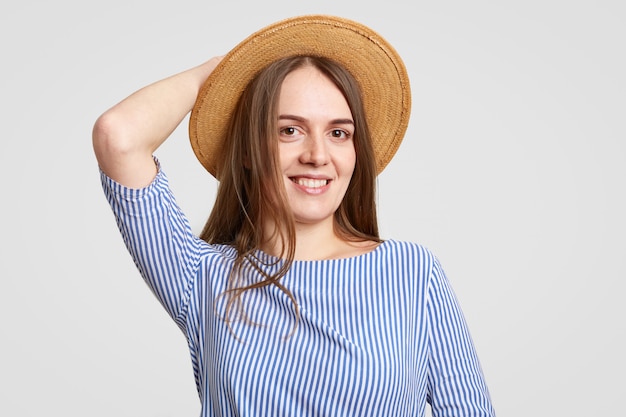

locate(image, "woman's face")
(276, 65), (356, 227)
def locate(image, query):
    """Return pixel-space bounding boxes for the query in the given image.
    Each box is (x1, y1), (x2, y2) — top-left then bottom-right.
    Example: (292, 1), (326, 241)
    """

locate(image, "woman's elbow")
(92, 111), (135, 164)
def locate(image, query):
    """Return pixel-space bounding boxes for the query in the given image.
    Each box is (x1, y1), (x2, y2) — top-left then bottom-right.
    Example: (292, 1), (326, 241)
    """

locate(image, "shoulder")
(379, 239), (436, 262)
(375, 239), (439, 279)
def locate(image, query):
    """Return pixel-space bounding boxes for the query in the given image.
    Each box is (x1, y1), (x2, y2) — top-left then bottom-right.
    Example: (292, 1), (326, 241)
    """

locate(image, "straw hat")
(189, 14), (411, 178)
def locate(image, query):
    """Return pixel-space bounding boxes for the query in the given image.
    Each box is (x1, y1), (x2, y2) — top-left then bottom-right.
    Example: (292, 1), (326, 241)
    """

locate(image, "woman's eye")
(331, 129), (349, 139)
(280, 127), (297, 136)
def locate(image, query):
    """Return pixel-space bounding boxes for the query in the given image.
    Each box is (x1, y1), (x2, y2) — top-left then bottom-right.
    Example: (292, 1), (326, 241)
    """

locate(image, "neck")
(262, 217), (378, 261)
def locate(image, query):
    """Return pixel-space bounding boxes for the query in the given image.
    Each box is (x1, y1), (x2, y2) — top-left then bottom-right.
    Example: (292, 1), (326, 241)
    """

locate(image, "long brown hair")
(199, 56), (381, 329)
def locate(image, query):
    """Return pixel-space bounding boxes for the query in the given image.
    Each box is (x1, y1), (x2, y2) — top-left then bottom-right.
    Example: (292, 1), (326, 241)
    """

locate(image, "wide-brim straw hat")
(189, 14), (411, 178)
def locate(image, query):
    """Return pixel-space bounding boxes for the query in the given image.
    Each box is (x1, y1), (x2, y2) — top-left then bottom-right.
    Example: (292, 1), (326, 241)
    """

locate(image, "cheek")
(341, 145), (357, 176)
(277, 144), (296, 171)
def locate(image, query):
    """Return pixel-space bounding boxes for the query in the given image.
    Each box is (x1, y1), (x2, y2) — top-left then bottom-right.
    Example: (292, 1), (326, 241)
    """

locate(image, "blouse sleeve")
(100, 159), (204, 331)
(426, 256), (496, 416)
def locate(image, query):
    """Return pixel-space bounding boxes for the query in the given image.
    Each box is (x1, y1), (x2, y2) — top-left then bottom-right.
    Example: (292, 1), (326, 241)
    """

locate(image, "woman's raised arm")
(92, 57), (221, 188)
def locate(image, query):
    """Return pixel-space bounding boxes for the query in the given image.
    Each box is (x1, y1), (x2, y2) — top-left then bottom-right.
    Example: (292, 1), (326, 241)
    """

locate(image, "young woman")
(94, 15), (495, 416)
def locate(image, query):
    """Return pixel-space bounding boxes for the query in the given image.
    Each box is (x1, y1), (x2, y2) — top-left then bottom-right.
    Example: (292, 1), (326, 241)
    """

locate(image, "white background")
(1, 0), (624, 416)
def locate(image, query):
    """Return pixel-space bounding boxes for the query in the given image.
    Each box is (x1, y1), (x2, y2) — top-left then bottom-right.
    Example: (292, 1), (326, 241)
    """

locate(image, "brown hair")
(199, 56), (381, 330)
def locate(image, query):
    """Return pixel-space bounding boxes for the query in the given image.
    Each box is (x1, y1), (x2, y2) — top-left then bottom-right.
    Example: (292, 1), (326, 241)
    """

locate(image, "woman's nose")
(299, 134), (330, 166)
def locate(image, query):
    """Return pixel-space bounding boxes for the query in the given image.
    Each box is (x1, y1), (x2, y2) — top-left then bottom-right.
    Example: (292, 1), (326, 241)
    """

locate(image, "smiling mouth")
(290, 177), (330, 188)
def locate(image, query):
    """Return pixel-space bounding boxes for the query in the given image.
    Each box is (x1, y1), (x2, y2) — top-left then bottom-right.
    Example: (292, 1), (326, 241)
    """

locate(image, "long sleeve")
(100, 159), (204, 330)
(426, 257), (496, 416)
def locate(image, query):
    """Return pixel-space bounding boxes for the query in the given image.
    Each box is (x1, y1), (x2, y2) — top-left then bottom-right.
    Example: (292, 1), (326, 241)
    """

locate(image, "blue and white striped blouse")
(101, 162), (495, 416)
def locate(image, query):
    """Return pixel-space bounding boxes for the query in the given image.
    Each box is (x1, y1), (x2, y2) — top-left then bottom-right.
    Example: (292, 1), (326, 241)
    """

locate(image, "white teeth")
(294, 178), (328, 188)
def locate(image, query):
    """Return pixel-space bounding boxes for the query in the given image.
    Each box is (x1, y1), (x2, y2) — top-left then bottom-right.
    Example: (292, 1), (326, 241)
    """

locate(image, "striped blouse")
(101, 162), (495, 417)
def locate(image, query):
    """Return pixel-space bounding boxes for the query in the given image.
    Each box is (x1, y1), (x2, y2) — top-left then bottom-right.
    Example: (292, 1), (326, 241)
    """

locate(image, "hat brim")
(189, 14), (411, 177)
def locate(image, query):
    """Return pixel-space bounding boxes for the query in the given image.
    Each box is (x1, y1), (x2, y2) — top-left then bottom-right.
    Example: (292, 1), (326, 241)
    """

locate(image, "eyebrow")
(278, 114), (354, 125)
